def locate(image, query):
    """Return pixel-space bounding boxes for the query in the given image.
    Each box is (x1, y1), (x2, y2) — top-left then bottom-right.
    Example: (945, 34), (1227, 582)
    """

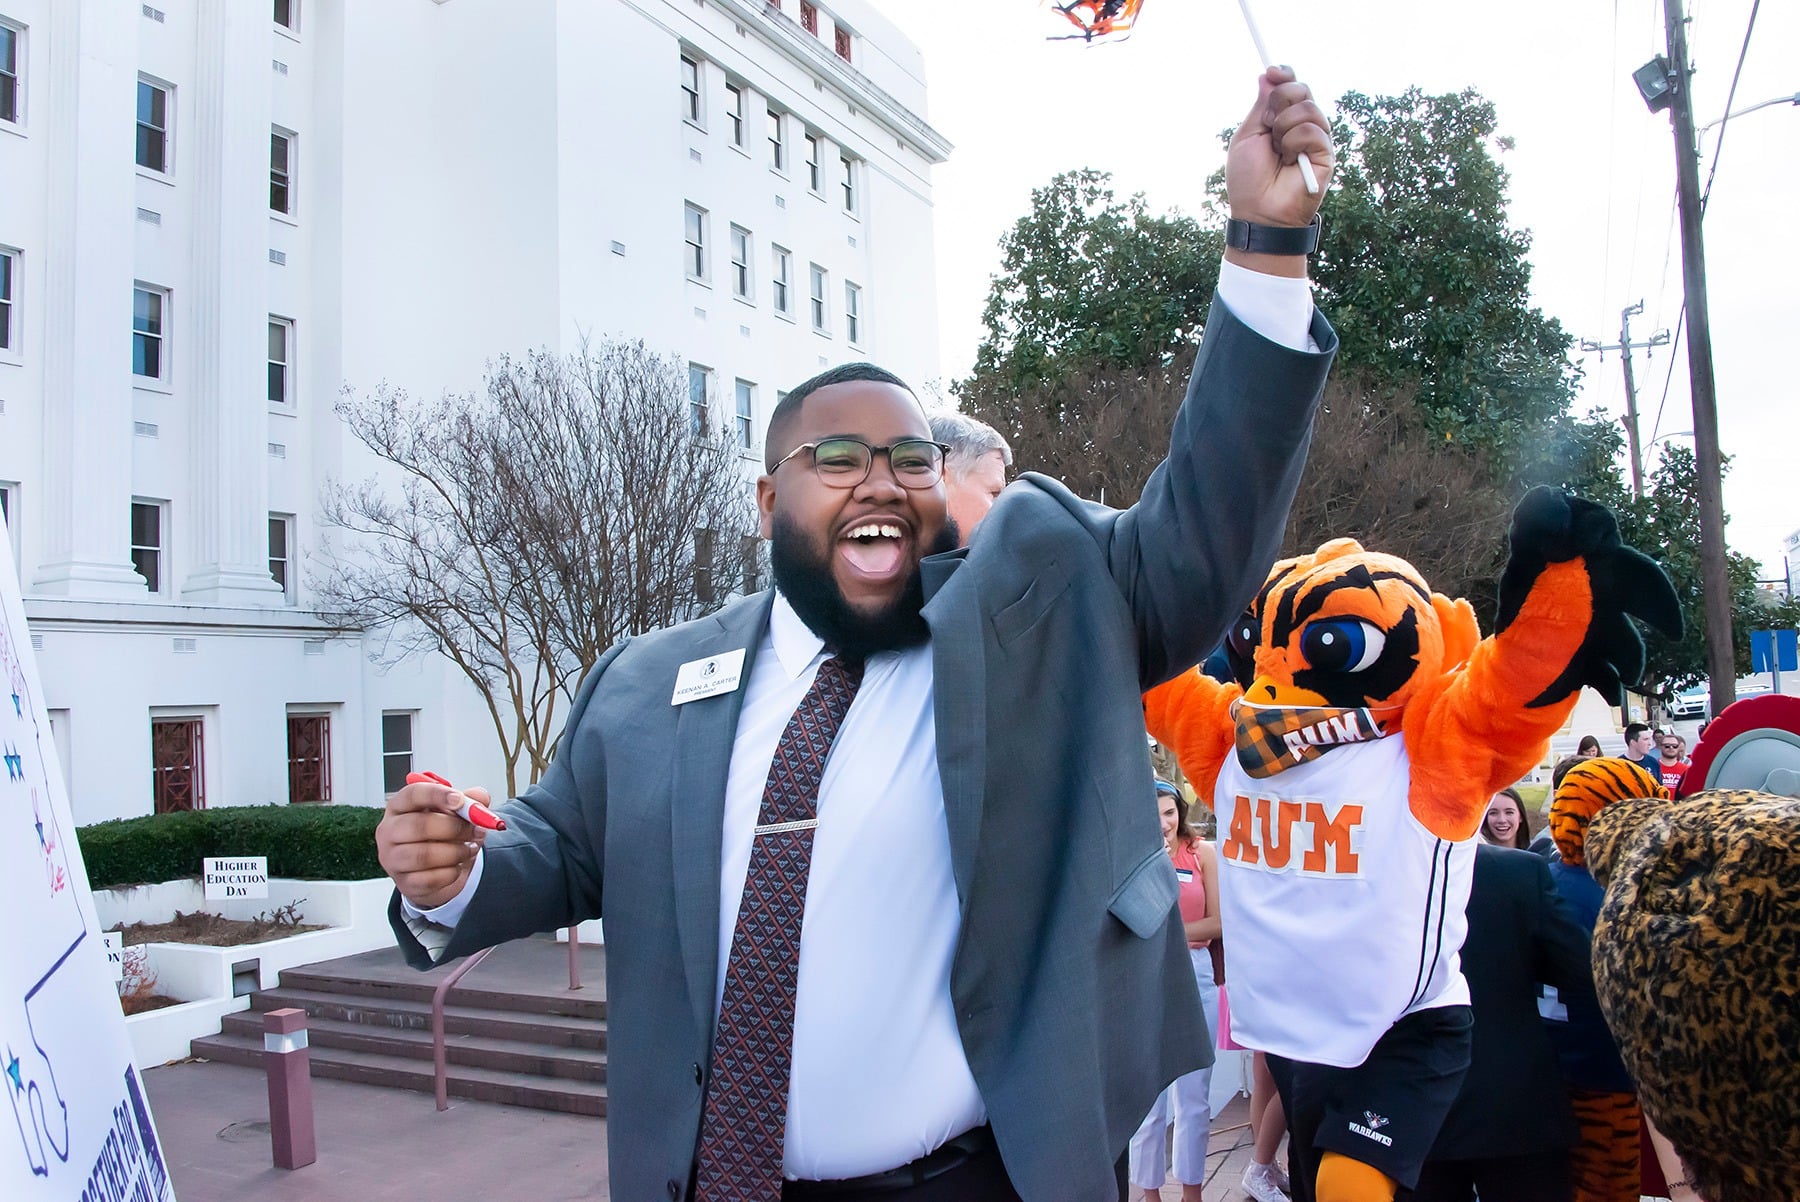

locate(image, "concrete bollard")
(263, 1007), (317, 1170)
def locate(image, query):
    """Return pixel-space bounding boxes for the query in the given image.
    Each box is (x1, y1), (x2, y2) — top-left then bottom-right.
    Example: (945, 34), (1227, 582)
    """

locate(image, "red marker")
(406, 771), (507, 831)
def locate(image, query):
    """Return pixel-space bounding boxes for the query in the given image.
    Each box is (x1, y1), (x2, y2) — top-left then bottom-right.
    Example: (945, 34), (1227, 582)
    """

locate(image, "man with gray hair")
(929, 410), (1014, 547)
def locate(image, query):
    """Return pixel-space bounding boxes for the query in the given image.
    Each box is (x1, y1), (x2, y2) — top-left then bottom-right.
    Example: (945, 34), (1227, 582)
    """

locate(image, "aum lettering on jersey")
(1221, 793), (1364, 876)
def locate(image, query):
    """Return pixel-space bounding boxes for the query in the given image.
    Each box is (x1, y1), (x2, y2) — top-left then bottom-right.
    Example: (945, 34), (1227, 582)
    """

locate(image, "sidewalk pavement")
(144, 1059), (610, 1202)
(145, 1057), (1276, 1202)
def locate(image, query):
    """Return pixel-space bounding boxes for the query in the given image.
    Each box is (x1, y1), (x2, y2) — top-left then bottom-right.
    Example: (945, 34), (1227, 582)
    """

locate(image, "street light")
(1699, 91), (1800, 134)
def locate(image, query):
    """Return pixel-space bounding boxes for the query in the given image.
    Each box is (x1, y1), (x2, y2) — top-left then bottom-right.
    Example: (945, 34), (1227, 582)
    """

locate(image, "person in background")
(1481, 787), (1531, 850)
(1575, 735), (1602, 758)
(1128, 781), (1223, 1202)
(1623, 723), (1658, 775)
(1412, 843), (1594, 1201)
(1542, 758), (1669, 1202)
(1655, 733), (1687, 793)
(928, 410), (1012, 548)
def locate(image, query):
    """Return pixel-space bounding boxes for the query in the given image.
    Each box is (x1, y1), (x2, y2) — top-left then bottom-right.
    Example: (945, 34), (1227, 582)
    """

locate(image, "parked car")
(1670, 686), (1709, 721)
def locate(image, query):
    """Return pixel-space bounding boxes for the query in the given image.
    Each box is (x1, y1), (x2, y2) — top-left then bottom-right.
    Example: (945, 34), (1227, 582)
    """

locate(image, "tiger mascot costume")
(1144, 486), (1680, 1202)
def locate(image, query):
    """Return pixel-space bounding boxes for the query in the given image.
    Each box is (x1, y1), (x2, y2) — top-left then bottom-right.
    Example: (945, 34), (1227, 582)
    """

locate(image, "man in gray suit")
(378, 68), (1336, 1202)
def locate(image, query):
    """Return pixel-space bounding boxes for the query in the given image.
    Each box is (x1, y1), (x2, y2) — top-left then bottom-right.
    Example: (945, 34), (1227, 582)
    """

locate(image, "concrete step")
(216, 1011), (608, 1083)
(248, 987), (608, 1050)
(189, 1031), (608, 1117)
(277, 962), (607, 1021)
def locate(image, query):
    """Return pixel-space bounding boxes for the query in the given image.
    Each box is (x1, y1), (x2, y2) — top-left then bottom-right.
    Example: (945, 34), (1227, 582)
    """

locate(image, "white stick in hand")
(1235, 0), (1320, 195)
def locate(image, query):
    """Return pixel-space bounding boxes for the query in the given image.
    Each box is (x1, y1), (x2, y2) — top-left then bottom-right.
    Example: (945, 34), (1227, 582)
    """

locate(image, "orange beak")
(1243, 676), (1330, 708)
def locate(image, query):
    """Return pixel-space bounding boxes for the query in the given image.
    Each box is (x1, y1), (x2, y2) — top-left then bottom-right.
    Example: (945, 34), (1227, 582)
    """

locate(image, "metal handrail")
(431, 926), (587, 1110)
(431, 945), (496, 1111)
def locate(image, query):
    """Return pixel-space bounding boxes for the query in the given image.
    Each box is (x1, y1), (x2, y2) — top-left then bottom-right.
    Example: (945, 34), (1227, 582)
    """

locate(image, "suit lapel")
(922, 551), (986, 904)
(670, 592), (774, 1041)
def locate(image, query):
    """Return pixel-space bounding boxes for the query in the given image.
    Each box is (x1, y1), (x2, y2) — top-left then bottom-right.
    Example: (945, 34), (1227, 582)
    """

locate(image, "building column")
(181, 0), (283, 605)
(32, 2), (149, 598)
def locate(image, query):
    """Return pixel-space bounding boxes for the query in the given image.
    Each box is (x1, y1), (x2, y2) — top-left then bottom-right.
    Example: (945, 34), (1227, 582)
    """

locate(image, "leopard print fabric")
(1587, 790), (1800, 1202)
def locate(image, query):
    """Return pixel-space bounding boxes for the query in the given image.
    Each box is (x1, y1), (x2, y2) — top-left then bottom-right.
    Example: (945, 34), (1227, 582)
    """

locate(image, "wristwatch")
(1224, 213), (1321, 256)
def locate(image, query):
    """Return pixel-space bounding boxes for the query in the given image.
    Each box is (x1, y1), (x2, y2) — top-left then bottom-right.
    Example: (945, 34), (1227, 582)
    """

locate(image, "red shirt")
(1660, 762), (1687, 792)
(1172, 840), (1210, 949)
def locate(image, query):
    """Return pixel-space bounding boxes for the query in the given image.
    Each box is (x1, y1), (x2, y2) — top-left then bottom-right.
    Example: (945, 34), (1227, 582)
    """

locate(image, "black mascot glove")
(1495, 486), (1683, 706)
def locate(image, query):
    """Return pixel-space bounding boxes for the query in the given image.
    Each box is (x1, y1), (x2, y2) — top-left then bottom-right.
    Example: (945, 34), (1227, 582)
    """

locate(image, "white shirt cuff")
(1216, 258), (1317, 353)
(398, 849), (484, 958)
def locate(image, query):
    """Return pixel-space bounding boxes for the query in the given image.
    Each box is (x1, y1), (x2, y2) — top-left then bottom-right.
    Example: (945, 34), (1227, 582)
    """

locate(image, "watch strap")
(1224, 214), (1321, 255)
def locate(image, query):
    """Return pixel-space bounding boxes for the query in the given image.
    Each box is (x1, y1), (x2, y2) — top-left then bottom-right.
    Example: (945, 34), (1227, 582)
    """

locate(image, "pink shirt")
(1172, 840), (1210, 949)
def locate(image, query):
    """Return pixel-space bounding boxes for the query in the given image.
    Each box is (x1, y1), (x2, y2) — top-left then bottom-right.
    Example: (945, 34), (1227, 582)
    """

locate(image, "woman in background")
(1128, 781), (1222, 1202)
(1483, 787), (1532, 849)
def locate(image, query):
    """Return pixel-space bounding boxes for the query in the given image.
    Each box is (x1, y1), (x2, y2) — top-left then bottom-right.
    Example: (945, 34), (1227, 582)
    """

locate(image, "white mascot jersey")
(1214, 733), (1474, 1067)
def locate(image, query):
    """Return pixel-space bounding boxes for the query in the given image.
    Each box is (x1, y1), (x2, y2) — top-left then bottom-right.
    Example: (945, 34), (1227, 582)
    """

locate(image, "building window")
(0, 20), (20, 127)
(688, 363), (711, 438)
(725, 82), (744, 147)
(767, 109), (785, 172)
(267, 317), (292, 404)
(845, 281), (862, 345)
(694, 528), (715, 604)
(133, 285), (167, 379)
(730, 226), (752, 300)
(130, 500), (165, 593)
(834, 25), (852, 61)
(270, 128), (293, 214)
(0, 246), (14, 352)
(809, 263), (828, 332)
(151, 718), (205, 813)
(741, 534), (762, 594)
(136, 78), (171, 173)
(286, 714), (331, 803)
(800, 1), (818, 35)
(734, 379), (754, 450)
(381, 713), (414, 795)
(684, 203), (707, 280)
(0, 482), (16, 566)
(772, 246), (792, 317)
(840, 153), (857, 212)
(679, 55), (701, 124)
(268, 514), (294, 602)
(273, 0), (297, 32)
(805, 133), (822, 193)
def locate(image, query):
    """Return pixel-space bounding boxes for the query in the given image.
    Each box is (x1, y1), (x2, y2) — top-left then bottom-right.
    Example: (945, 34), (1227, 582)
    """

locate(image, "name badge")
(1175, 869), (1194, 884)
(672, 649), (747, 705)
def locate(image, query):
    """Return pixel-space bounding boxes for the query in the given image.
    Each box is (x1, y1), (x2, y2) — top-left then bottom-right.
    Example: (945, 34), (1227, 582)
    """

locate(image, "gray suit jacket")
(391, 297), (1336, 1202)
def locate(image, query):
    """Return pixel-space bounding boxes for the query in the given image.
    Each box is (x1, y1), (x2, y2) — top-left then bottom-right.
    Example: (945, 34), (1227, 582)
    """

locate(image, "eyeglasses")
(1660, 742), (1681, 751)
(769, 437), (951, 489)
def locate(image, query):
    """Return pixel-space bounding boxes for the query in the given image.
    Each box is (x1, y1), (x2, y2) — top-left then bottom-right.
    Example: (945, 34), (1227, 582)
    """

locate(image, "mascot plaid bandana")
(1231, 698), (1395, 778)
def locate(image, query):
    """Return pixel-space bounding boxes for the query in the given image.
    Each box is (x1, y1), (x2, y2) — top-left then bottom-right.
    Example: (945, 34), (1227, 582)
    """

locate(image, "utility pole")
(1662, 0), (1737, 718)
(1578, 302), (1669, 500)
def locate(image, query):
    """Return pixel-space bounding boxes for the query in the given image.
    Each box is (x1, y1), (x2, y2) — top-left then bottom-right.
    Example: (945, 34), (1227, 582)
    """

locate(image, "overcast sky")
(877, 0), (1798, 575)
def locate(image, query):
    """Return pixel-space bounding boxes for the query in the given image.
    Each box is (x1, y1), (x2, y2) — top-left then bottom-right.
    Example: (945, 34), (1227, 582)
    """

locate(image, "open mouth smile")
(838, 519), (911, 581)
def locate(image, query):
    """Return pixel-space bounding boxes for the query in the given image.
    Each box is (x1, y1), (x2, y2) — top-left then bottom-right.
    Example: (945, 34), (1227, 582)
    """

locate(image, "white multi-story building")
(0, 0), (949, 825)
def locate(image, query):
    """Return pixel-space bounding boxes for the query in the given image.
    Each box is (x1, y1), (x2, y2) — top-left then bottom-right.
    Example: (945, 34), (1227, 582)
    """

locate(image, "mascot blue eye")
(1300, 619), (1387, 673)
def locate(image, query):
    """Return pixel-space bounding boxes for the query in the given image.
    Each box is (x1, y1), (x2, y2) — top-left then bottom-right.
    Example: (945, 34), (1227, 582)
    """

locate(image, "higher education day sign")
(0, 521), (176, 1201)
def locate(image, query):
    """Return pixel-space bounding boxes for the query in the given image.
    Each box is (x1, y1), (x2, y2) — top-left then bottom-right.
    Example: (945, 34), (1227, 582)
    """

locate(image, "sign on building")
(0, 518), (177, 1200)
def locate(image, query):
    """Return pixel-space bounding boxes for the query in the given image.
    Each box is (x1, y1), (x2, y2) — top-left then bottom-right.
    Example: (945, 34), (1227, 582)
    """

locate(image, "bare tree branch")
(315, 340), (758, 793)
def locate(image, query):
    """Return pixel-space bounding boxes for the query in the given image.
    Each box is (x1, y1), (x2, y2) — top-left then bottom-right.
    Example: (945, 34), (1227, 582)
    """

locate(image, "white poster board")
(0, 519), (176, 1199)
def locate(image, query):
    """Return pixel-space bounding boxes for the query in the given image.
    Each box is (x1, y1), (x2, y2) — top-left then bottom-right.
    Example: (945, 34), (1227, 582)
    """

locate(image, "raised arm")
(1109, 70), (1338, 687)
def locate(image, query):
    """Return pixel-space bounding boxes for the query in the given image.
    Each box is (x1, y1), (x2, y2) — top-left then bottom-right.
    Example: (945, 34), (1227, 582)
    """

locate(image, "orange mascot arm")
(1407, 488), (1682, 841)
(1144, 668), (1241, 804)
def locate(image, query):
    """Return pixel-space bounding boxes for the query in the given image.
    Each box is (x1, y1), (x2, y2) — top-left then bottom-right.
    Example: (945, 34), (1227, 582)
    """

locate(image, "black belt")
(783, 1125), (998, 1196)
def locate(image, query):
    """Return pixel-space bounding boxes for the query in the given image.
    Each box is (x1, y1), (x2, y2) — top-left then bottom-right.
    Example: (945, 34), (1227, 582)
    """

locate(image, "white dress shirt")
(403, 259), (1314, 1176)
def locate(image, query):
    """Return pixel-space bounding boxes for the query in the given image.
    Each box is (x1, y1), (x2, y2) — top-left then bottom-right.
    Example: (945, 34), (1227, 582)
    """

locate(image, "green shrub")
(78, 804), (385, 890)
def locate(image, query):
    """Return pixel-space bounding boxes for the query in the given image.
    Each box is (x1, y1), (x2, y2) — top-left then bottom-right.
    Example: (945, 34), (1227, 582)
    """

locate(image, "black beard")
(769, 512), (954, 659)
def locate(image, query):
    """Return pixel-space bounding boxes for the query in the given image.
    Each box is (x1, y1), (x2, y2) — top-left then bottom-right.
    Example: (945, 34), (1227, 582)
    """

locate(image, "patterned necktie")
(693, 654), (865, 1202)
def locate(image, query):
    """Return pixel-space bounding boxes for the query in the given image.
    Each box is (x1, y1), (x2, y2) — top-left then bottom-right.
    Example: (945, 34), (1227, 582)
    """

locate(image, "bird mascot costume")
(1143, 486), (1681, 1202)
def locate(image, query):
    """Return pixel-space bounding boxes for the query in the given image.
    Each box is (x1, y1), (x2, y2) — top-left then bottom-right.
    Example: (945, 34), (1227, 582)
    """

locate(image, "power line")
(1701, 0), (1761, 212)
